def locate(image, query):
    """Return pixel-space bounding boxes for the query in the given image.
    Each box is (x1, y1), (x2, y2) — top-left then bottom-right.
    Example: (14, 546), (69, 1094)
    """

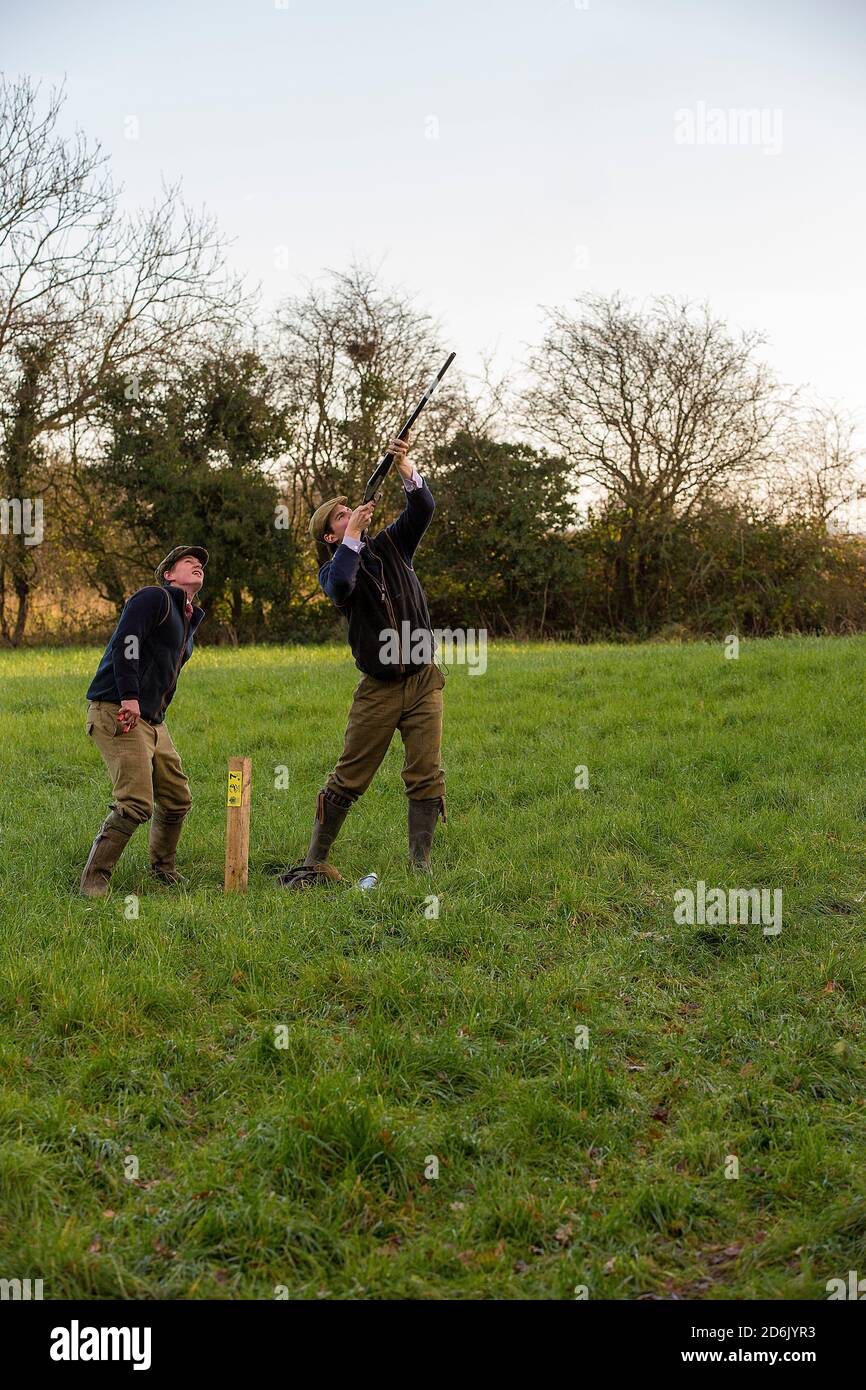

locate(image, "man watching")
(79, 546), (207, 897)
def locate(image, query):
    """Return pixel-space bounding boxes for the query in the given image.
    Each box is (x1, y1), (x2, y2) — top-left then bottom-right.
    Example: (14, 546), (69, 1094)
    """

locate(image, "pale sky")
(4, 0), (865, 420)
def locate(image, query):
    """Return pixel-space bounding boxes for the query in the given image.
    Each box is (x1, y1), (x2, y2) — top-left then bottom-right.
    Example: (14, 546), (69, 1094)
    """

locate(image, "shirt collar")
(162, 581), (201, 615)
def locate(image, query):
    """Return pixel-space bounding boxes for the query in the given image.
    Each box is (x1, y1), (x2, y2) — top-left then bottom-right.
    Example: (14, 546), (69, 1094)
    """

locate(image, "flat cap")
(154, 545), (209, 584)
(308, 496), (348, 544)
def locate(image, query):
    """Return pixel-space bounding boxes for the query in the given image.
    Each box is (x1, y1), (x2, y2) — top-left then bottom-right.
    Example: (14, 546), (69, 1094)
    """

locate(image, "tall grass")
(0, 639), (864, 1298)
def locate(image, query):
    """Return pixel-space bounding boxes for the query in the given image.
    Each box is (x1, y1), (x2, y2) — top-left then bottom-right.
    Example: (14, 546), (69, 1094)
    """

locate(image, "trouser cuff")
(318, 787), (354, 820)
(105, 810), (140, 838)
(408, 794), (446, 822)
(153, 806), (190, 825)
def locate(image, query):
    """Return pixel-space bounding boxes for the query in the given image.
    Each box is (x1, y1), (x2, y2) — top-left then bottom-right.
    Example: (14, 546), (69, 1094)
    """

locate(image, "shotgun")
(362, 351), (456, 504)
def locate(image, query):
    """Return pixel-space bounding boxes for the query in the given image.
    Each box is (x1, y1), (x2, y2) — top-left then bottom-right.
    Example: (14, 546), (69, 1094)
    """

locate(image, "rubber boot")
(408, 796), (445, 871)
(80, 810), (139, 898)
(304, 789), (353, 865)
(277, 789), (352, 888)
(149, 808), (189, 885)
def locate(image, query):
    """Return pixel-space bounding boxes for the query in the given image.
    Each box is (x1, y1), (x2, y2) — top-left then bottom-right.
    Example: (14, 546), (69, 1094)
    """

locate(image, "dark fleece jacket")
(86, 582), (205, 724)
(319, 479), (436, 680)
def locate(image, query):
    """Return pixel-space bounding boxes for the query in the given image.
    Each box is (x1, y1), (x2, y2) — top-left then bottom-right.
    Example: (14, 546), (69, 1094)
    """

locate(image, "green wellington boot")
(80, 811), (139, 898)
(148, 808), (189, 886)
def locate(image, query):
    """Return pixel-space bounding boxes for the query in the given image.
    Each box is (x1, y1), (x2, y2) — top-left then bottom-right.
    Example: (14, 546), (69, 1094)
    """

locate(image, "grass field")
(1, 637), (865, 1300)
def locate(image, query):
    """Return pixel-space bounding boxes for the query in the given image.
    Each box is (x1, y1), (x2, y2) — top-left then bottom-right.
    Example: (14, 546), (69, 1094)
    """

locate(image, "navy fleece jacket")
(318, 479), (436, 680)
(86, 582), (205, 724)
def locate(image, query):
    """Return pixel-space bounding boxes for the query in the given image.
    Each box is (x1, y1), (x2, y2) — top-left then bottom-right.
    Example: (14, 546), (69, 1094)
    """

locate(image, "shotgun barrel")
(362, 351), (456, 503)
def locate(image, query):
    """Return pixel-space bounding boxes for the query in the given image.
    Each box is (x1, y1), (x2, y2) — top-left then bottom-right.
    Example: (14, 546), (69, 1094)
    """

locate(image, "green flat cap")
(309, 496), (348, 544)
(154, 545), (209, 584)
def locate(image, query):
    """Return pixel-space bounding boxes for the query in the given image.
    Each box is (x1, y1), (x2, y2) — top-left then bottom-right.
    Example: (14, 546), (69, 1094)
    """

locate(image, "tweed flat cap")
(154, 545), (209, 584)
(308, 496), (349, 543)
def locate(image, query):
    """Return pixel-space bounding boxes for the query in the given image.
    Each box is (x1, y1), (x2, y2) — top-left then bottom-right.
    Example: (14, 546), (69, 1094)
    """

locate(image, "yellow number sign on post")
(224, 757), (251, 892)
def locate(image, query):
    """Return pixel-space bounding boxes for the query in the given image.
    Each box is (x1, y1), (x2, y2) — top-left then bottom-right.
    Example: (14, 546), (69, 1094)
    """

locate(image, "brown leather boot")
(408, 796), (445, 870)
(149, 808), (189, 885)
(80, 811), (139, 897)
(277, 789), (352, 888)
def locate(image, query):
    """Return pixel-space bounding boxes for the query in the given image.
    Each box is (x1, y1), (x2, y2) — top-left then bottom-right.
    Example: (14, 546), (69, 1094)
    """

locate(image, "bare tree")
(0, 74), (246, 644)
(523, 293), (787, 521)
(522, 293), (791, 628)
(0, 78), (115, 362)
(767, 403), (864, 529)
(272, 264), (464, 544)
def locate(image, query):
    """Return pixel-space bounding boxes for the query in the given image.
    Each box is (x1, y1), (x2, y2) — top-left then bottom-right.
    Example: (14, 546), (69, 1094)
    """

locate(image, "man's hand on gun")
(344, 502), (376, 542)
(349, 426), (412, 537)
(391, 428), (412, 481)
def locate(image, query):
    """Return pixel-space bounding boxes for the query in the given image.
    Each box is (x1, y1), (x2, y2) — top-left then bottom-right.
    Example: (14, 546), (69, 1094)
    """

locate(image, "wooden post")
(224, 756), (251, 892)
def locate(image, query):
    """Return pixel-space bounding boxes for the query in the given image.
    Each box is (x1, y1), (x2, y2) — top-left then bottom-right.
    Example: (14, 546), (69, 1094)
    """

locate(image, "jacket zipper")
(157, 607), (190, 718)
(362, 552), (404, 674)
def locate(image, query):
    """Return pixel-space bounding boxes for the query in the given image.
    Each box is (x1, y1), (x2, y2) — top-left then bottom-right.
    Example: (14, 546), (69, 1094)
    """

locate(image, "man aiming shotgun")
(278, 353), (454, 888)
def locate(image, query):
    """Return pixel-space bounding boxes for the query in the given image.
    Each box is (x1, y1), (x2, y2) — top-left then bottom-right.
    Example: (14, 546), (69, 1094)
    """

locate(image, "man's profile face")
(164, 556), (205, 591)
(324, 504), (351, 544)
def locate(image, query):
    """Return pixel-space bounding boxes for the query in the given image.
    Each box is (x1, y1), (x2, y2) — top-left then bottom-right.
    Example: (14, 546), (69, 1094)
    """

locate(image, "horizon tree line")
(1, 75), (862, 646)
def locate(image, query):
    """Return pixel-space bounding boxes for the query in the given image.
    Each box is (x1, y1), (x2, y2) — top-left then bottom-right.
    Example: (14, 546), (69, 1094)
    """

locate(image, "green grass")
(1, 637), (865, 1300)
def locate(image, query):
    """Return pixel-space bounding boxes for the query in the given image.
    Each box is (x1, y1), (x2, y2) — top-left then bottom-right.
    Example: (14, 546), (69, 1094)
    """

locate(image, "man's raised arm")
(385, 436), (435, 561)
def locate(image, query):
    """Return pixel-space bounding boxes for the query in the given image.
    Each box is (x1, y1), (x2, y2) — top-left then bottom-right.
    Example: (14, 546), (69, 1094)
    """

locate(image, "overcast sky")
(4, 0), (865, 420)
